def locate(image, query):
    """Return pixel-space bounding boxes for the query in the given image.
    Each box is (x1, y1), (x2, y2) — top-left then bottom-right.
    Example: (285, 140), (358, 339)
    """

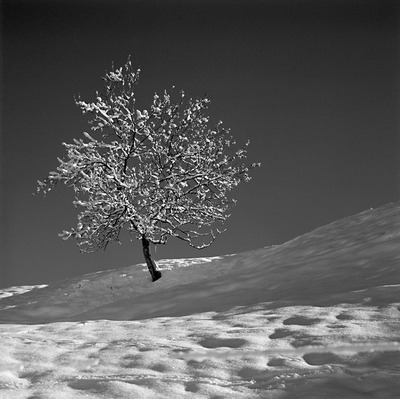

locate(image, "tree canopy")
(37, 57), (259, 280)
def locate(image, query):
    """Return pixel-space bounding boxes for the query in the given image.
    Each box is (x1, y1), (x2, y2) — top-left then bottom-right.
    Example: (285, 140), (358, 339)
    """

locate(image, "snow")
(1, 202), (400, 398)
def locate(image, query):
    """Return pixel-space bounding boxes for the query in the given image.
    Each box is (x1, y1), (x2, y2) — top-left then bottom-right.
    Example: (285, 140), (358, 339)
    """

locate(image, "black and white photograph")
(1, 0), (400, 397)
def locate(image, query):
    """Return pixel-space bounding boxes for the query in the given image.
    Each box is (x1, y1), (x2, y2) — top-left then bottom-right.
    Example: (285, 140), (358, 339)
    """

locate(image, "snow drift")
(0, 202), (399, 398)
(1, 202), (400, 324)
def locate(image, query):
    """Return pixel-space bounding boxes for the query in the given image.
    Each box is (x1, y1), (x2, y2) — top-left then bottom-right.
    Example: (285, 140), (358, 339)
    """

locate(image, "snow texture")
(1, 202), (400, 398)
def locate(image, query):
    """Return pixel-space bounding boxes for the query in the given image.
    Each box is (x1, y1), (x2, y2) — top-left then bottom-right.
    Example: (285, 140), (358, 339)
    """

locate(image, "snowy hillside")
(1, 202), (400, 398)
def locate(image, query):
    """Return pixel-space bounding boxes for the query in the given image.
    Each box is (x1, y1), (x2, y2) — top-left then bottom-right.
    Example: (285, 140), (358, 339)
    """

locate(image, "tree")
(36, 57), (260, 282)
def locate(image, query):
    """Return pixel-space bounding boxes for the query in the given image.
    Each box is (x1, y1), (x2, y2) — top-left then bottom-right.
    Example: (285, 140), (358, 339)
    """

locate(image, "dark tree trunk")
(142, 236), (162, 282)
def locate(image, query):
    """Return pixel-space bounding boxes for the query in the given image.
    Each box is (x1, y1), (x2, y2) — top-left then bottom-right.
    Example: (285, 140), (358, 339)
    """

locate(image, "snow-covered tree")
(37, 58), (260, 281)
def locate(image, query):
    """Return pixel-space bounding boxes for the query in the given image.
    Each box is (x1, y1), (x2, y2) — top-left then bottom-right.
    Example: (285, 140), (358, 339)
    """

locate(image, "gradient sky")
(1, 0), (399, 288)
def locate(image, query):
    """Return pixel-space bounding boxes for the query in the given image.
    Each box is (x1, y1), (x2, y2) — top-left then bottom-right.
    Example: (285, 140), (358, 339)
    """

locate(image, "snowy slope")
(0, 202), (400, 398)
(1, 202), (400, 324)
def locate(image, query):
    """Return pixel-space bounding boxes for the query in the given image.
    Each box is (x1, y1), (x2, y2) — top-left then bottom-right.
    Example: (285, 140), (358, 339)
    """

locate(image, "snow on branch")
(36, 57), (260, 256)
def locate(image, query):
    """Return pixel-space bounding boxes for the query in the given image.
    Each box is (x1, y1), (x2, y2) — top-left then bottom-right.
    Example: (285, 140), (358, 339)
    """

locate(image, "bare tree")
(37, 58), (259, 281)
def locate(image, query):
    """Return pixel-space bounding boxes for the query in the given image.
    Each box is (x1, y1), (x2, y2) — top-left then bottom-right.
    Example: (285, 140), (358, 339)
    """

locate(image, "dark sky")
(1, 0), (399, 288)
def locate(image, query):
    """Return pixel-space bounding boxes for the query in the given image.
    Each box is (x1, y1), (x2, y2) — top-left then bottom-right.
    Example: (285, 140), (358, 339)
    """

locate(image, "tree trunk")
(142, 236), (162, 282)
